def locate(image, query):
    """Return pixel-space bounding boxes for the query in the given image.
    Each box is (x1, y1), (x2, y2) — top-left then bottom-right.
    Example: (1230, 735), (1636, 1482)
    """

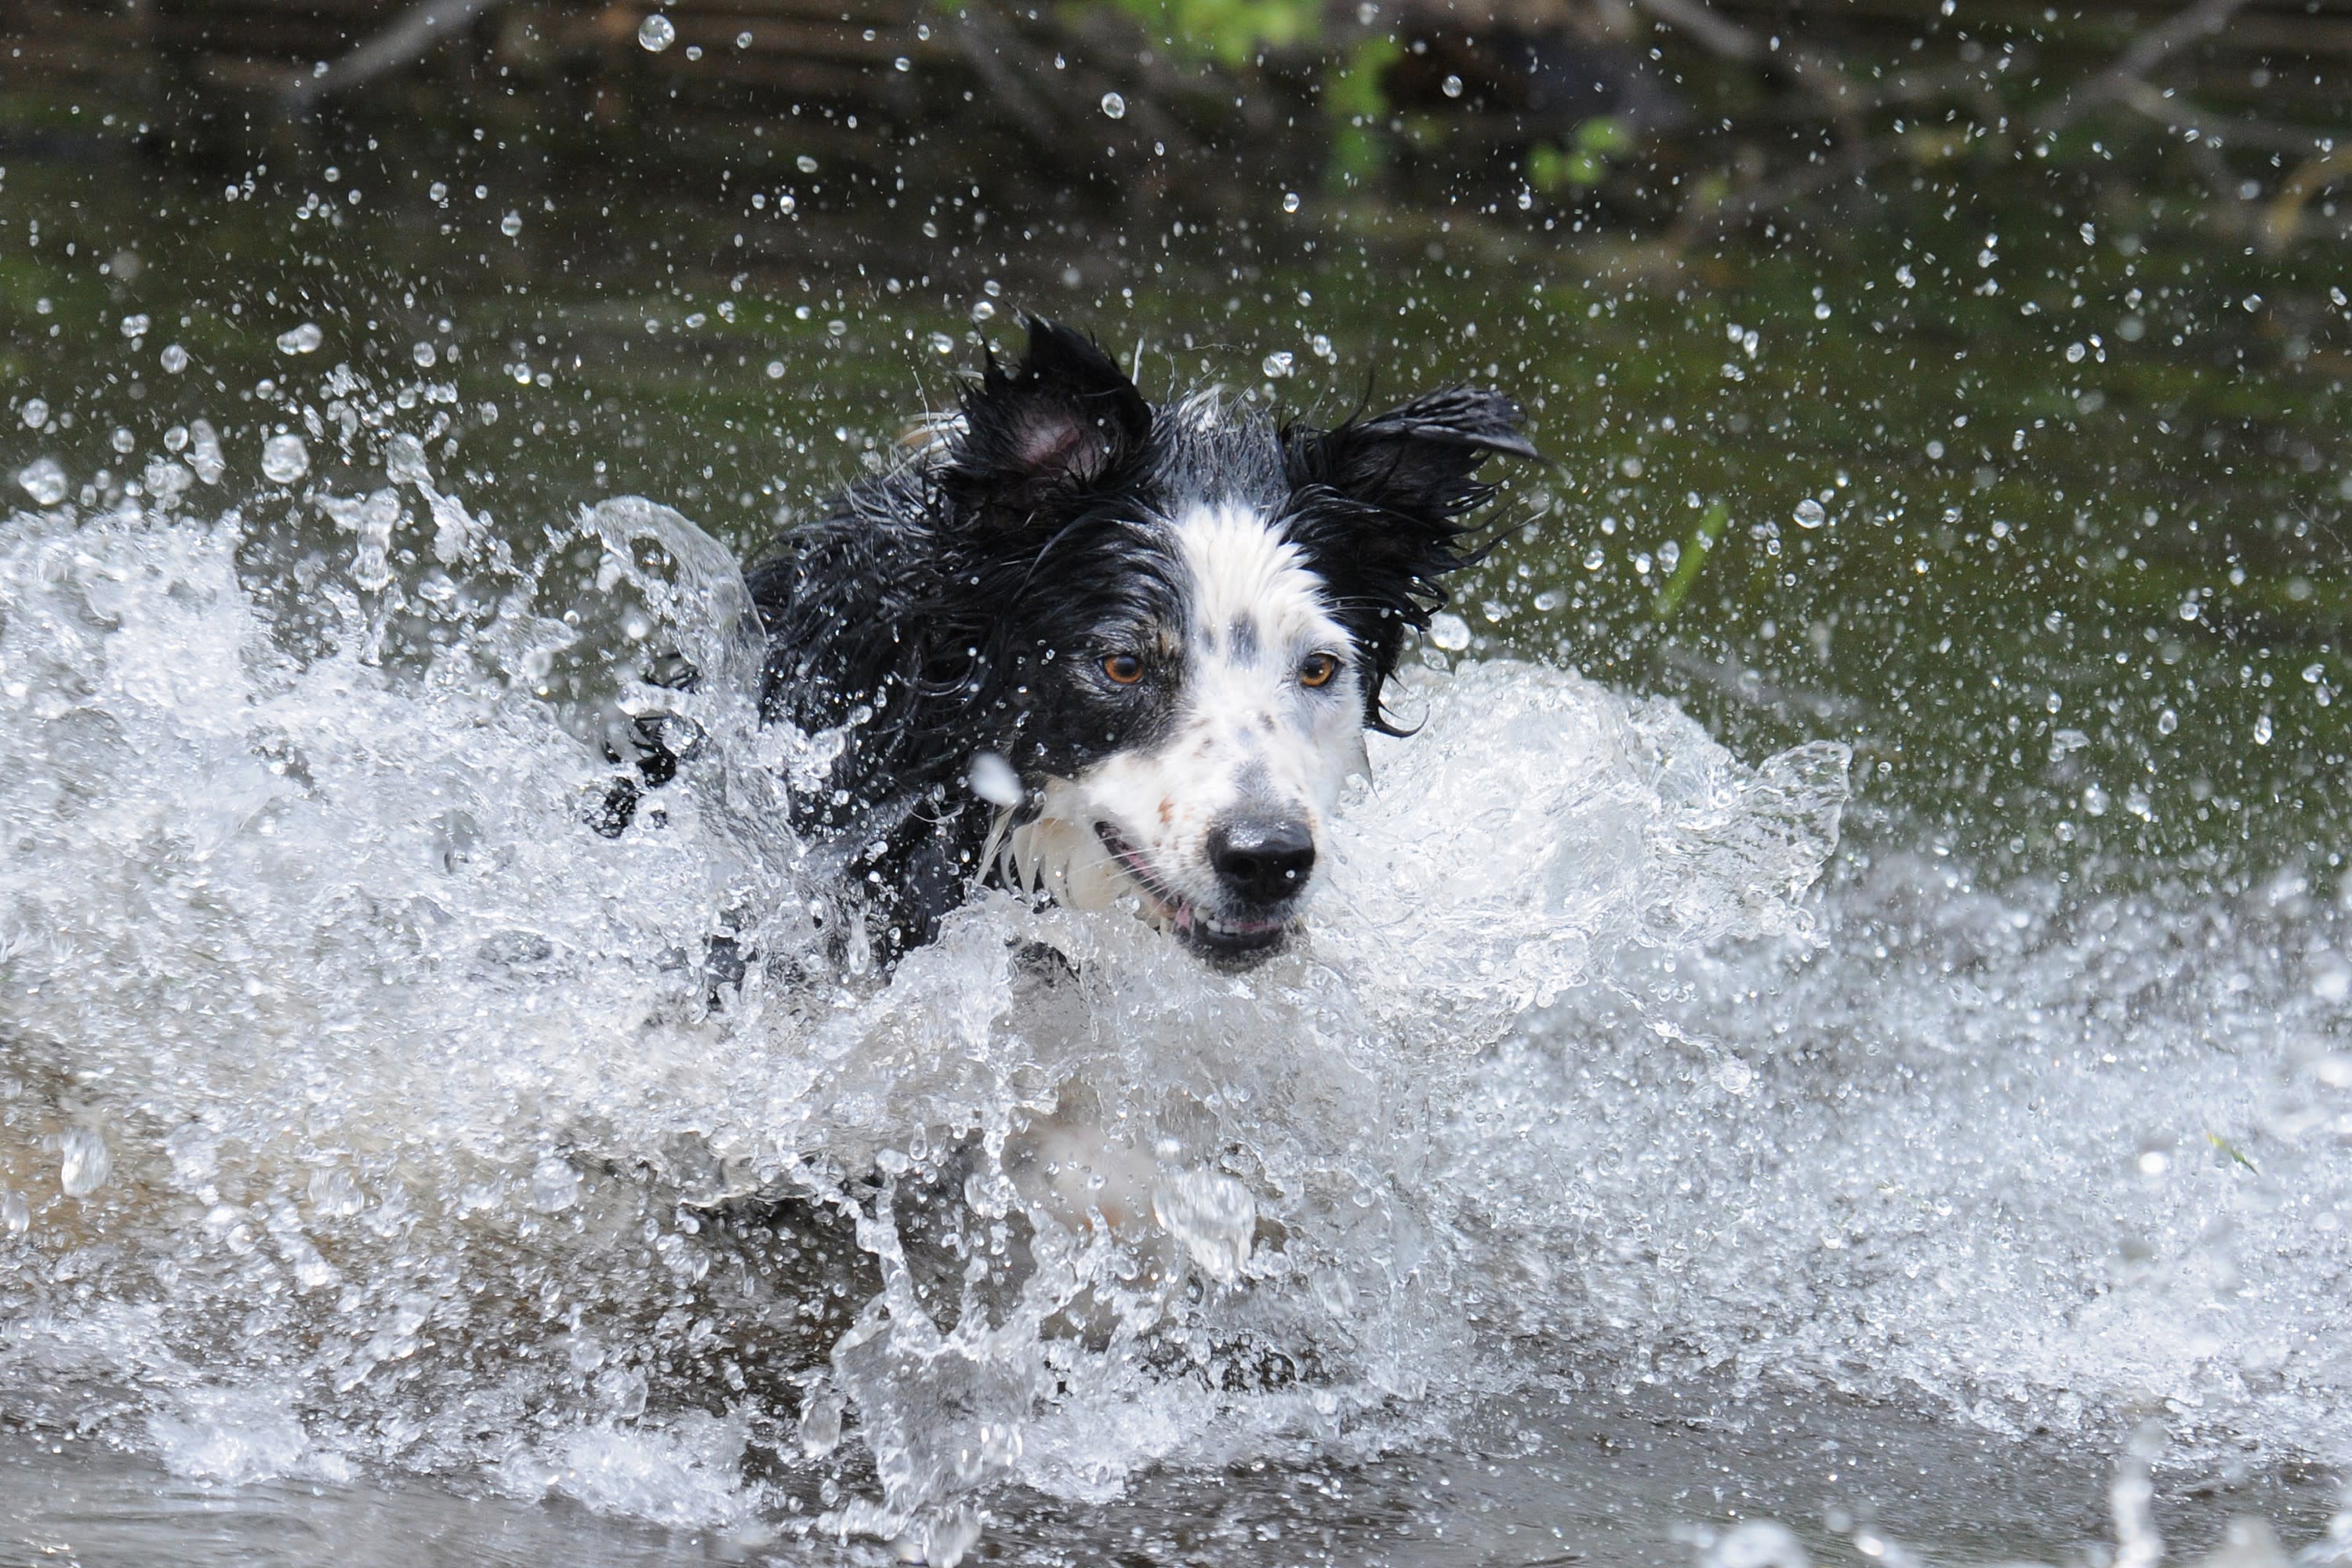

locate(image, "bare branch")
(281, 0), (502, 112)
(1632, 0), (1762, 64)
(2031, 0), (2252, 136)
(2111, 77), (2339, 158)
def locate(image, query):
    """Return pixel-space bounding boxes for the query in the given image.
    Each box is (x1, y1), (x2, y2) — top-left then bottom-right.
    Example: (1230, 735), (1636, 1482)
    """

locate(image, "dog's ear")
(942, 317), (1150, 531)
(1283, 387), (1537, 731)
(1290, 387), (1537, 523)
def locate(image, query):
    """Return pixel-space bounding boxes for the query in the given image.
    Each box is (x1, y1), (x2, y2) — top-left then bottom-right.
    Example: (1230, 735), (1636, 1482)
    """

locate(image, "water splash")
(5, 430), (2343, 1555)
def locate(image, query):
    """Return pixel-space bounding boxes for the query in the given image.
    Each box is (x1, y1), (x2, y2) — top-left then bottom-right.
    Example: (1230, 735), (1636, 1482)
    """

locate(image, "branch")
(946, 2), (1067, 144)
(2031, 0), (2251, 136)
(2112, 77), (2339, 157)
(1632, 0), (1762, 64)
(281, 0), (503, 112)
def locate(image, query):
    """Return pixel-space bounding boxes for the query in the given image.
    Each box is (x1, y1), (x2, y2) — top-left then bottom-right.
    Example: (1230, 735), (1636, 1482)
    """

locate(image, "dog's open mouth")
(1093, 822), (1294, 963)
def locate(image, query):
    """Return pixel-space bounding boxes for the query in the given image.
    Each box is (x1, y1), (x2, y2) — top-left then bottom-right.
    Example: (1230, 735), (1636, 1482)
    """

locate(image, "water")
(5, 143), (2352, 1566)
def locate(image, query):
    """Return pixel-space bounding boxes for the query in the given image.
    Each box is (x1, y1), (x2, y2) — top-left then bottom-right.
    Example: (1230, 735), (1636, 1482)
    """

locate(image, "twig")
(2265, 145), (2352, 250)
(946, 2), (1065, 144)
(2031, 0), (2252, 136)
(281, 0), (503, 111)
(1632, 0), (1761, 65)
(2112, 78), (2338, 157)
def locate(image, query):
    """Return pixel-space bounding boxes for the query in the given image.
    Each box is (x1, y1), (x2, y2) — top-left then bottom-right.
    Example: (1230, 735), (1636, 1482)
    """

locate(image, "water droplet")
(1813, 302), (1831, 320)
(798, 1387), (846, 1458)
(2254, 714), (2274, 746)
(188, 419), (225, 485)
(118, 313), (151, 339)
(735, 28), (750, 45)
(528, 1155), (580, 1211)
(2156, 708), (2178, 736)
(1793, 498), (1827, 529)
(796, 154), (818, 174)
(1261, 350), (1294, 379)
(764, 360), (785, 379)
(260, 434), (310, 485)
(893, 54), (911, 71)
(109, 426), (136, 455)
(967, 751), (1022, 807)
(1281, 191), (1301, 213)
(307, 1167), (365, 1218)
(1441, 73), (1464, 97)
(500, 211), (522, 237)
(636, 12), (673, 51)
(2065, 342), (2087, 363)
(159, 343), (189, 373)
(412, 341), (437, 368)
(428, 180), (448, 202)
(971, 299), (996, 322)
(1428, 611), (1472, 652)
(927, 332), (954, 356)
(20, 397), (47, 428)
(1583, 545), (1606, 571)
(15, 457), (68, 506)
(1152, 1169), (1257, 1283)
(1099, 91), (1126, 119)
(275, 322), (323, 355)
(60, 1128), (111, 1198)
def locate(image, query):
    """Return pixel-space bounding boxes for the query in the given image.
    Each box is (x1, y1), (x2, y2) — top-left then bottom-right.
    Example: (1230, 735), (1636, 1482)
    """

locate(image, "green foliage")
(1654, 499), (1730, 619)
(1526, 115), (1632, 194)
(1108, 0), (1319, 67)
(1323, 34), (1402, 189)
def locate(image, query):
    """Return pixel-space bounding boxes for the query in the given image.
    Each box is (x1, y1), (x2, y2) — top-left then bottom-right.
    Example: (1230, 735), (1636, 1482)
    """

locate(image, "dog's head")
(934, 318), (1535, 967)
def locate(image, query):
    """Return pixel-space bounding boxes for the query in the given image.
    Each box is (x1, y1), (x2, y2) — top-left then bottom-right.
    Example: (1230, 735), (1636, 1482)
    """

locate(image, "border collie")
(742, 317), (1535, 969)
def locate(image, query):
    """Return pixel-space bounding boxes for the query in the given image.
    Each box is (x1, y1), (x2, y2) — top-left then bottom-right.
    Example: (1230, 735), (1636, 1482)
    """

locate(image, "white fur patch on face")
(1004, 503), (1367, 953)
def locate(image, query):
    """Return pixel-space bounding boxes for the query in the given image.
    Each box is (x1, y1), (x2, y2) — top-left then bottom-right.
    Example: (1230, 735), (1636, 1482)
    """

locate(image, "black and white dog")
(744, 317), (1535, 969)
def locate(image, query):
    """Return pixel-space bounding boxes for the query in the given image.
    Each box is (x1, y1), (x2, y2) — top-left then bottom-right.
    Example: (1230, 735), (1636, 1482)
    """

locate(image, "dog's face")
(1000, 499), (1370, 965)
(938, 320), (1534, 968)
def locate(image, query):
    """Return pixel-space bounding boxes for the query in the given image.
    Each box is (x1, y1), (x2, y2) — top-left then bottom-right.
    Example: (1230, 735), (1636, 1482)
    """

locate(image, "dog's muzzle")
(1094, 817), (1312, 968)
(1206, 815), (1316, 908)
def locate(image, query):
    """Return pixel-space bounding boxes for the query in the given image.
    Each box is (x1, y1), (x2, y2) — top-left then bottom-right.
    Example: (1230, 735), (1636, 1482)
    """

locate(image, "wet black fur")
(743, 318), (1535, 960)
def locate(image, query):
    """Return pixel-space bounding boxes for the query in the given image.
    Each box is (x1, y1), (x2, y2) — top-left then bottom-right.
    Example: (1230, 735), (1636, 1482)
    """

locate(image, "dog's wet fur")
(741, 318), (1534, 968)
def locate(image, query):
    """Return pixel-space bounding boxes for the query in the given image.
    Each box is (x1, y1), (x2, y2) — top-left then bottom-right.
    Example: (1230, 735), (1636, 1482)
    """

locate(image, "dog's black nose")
(1207, 816), (1316, 906)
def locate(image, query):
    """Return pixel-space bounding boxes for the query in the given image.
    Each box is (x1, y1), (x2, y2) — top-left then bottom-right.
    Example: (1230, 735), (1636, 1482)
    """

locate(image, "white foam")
(5, 456), (2342, 1553)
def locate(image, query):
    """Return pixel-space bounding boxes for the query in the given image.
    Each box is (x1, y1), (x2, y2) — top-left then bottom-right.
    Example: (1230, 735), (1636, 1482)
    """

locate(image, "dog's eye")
(1102, 652), (1145, 686)
(1298, 653), (1340, 688)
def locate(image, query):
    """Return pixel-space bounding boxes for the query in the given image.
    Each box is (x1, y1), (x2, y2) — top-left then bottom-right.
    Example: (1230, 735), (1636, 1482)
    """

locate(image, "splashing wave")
(5, 464), (2344, 1554)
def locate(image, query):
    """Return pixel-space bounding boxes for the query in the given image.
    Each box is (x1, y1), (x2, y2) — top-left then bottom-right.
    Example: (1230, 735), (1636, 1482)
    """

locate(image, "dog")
(739, 317), (1536, 971)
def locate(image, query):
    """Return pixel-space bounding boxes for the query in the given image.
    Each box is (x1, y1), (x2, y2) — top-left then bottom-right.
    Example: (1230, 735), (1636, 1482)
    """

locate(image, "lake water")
(4, 135), (2351, 1566)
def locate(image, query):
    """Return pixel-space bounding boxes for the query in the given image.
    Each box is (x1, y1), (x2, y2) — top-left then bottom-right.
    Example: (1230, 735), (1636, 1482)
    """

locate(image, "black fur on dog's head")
(746, 317), (1535, 964)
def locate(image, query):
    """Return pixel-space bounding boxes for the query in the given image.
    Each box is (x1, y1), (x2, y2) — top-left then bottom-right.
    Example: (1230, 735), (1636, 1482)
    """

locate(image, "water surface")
(4, 137), (2350, 1566)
